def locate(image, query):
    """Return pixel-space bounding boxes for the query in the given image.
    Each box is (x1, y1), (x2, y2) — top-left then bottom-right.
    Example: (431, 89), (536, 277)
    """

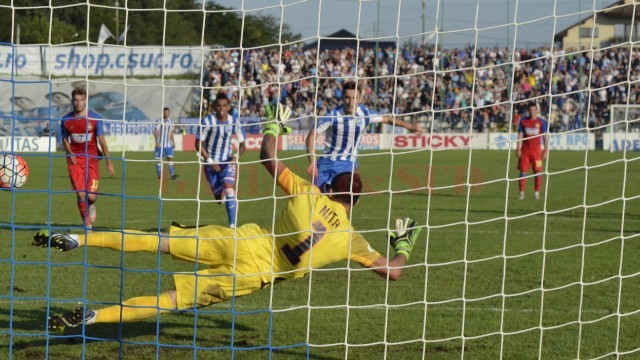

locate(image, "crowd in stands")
(200, 44), (640, 133)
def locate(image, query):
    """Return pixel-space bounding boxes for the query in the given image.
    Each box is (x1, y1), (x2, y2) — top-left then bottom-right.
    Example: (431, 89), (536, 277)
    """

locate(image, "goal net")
(1, 0), (639, 359)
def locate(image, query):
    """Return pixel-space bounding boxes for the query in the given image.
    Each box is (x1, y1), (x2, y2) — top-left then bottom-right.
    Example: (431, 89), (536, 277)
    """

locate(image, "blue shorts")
(204, 163), (237, 196)
(155, 146), (174, 159)
(313, 158), (358, 193)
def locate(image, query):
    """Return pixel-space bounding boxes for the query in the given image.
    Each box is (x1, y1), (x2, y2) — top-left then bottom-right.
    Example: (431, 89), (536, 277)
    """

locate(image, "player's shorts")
(313, 158), (358, 193)
(204, 163), (237, 196)
(154, 146), (174, 159)
(519, 152), (543, 173)
(168, 223), (274, 309)
(68, 160), (100, 193)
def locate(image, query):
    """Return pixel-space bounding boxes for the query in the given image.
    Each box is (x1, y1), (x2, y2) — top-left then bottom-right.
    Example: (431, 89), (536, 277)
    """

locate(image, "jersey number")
(89, 179), (99, 192)
(281, 221), (326, 265)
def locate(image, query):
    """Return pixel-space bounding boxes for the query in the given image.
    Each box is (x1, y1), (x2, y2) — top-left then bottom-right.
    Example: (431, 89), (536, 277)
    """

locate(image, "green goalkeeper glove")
(263, 103), (292, 136)
(389, 218), (422, 260)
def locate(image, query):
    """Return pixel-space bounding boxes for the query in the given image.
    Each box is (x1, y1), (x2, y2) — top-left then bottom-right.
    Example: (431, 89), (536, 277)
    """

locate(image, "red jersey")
(61, 110), (105, 161)
(518, 116), (548, 154)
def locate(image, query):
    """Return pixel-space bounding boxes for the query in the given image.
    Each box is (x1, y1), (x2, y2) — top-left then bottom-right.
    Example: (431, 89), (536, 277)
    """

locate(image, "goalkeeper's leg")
(49, 291), (177, 331)
(93, 291), (177, 323)
(33, 230), (167, 253)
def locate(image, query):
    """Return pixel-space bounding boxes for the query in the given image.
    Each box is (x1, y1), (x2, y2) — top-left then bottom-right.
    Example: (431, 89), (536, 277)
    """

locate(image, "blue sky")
(212, 0), (615, 48)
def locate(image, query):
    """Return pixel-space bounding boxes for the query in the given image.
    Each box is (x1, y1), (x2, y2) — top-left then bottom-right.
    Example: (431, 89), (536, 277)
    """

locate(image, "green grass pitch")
(1, 149), (639, 359)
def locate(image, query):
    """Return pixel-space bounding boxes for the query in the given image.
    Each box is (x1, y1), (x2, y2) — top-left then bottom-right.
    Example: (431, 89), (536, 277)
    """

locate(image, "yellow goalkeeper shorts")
(168, 223), (273, 309)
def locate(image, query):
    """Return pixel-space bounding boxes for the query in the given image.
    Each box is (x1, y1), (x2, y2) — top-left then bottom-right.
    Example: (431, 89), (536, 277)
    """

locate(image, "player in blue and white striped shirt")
(306, 81), (423, 192)
(195, 93), (246, 228)
(154, 107), (178, 180)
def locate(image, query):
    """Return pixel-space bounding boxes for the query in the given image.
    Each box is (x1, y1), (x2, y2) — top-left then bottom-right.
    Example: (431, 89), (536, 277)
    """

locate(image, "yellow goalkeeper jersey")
(251, 168), (381, 279)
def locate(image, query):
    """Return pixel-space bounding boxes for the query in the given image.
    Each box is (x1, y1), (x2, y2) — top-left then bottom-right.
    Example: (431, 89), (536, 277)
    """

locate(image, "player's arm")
(365, 218), (422, 281)
(260, 103), (292, 179)
(305, 128), (318, 178)
(260, 132), (287, 179)
(235, 125), (246, 159)
(60, 123), (76, 164)
(154, 126), (160, 148)
(381, 114), (423, 134)
(367, 254), (407, 281)
(62, 137), (76, 165)
(516, 123), (524, 158)
(542, 120), (549, 160)
(516, 131), (524, 157)
(194, 137), (208, 159)
(97, 135), (115, 177)
(194, 122), (210, 161)
(237, 141), (246, 157)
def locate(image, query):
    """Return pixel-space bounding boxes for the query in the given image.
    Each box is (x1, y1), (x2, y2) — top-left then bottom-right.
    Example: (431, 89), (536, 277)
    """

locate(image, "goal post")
(609, 104), (640, 152)
(1, 1), (640, 359)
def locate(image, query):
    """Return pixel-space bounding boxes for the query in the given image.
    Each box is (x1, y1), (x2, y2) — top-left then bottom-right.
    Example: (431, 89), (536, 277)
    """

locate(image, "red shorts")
(519, 153), (543, 173)
(68, 160), (100, 193)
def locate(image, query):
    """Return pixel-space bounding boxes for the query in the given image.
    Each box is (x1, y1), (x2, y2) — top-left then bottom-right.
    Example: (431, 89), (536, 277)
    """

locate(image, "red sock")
(534, 175), (541, 192)
(519, 177), (526, 192)
(78, 199), (88, 225)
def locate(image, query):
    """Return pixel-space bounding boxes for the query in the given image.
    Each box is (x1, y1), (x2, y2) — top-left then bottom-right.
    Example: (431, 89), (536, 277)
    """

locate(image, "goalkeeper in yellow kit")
(32, 104), (423, 332)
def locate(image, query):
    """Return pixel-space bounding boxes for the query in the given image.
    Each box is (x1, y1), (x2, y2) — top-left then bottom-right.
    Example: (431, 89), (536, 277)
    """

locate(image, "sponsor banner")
(284, 133), (382, 151)
(180, 135), (196, 151)
(605, 132), (640, 151)
(105, 135), (154, 152)
(548, 133), (594, 150)
(392, 134), (473, 149)
(173, 134), (278, 152)
(284, 134), (314, 151)
(0, 136), (56, 152)
(104, 122), (157, 136)
(0, 45), (205, 77)
(243, 134), (264, 151)
(487, 133), (595, 150)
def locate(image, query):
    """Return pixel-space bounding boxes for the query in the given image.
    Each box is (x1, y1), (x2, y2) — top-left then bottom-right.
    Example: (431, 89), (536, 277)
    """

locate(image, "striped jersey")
(196, 113), (245, 162)
(315, 104), (383, 162)
(155, 118), (174, 148)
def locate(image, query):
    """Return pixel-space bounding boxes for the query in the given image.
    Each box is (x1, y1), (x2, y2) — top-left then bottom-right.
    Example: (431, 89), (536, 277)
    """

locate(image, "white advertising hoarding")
(0, 136), (56, 152)
(486, 133), (595, 150)
(0, 45), (205, 77)
(104, 135), (155, 152)
(605, 132), (640, 151)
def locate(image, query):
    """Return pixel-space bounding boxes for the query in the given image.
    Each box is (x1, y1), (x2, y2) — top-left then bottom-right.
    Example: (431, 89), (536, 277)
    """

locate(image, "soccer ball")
(0, 154), (29, 188)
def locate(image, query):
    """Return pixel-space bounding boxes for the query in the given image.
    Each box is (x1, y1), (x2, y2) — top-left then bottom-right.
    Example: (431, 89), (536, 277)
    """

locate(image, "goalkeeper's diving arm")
(367, 218), (423, 281)
(367, 252), (409, 281)
(260, 130), (287, 179)
(260, 103), (291, 179)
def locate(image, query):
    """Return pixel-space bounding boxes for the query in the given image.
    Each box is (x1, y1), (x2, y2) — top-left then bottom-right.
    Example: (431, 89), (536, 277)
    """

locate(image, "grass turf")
(1, 149), (639, 359)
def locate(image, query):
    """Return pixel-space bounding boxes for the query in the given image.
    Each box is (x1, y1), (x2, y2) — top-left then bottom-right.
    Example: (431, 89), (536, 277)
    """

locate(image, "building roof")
(554, 0), (630, 40)
(303, 29), (397, 50)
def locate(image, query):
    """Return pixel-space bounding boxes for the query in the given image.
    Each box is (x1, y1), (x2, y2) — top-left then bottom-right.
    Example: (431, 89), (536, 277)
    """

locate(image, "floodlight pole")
(578, 0), (583, 130)
(374, 0), (380, 114)
(422, 0), (426, 46)
(115, 0), (119, 40)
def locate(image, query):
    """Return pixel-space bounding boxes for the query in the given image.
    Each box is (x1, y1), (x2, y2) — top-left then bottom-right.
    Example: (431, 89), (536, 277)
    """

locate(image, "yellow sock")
(78, 230), (159, 253)
(94, 292), (174, 323)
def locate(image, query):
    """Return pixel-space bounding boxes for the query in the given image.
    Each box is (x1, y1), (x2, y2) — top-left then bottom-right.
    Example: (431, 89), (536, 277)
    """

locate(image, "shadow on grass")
(1, 307), (340, 360)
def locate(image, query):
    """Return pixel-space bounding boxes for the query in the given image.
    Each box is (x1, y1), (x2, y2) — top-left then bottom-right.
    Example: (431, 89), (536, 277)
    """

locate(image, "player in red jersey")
(517, 103), (549, 200)
(61, 88), (115, 228)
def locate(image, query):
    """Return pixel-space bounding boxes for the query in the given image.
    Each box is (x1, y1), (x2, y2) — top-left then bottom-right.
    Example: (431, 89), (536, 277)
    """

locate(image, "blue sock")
(156, 163), (161, 178)
(225, 195), (237, 227)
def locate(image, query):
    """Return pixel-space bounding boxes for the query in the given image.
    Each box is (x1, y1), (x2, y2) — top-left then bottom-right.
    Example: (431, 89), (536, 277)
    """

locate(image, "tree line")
(0, 0), (301, 47)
